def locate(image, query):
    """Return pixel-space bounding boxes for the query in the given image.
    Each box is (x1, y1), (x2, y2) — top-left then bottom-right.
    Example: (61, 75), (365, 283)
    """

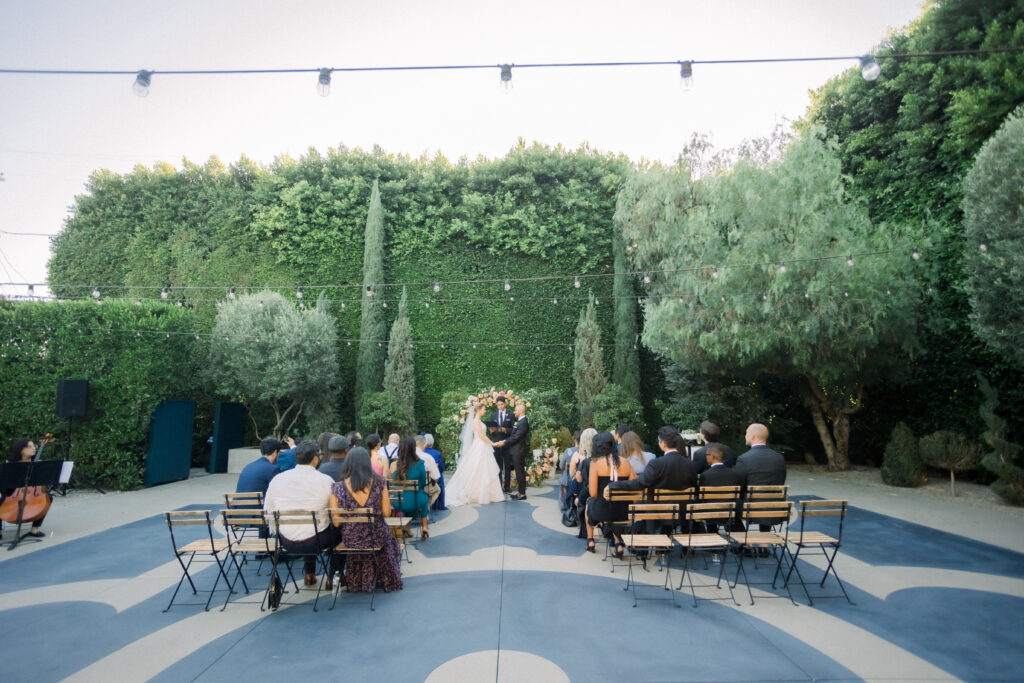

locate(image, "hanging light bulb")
(160, 287), (168, 299)
(499, 63), (513, 94)
(804, 291), (810, 299)
(504, 279), (511, 291)
(176, 300), (183, 307)
(643, 271), (651, 284)
(779, 262), (787, 273)
(258, 300), (264, 308)
(762, 293), (768, 301)
(425, 302), (430, 308)
(720, 294), (726, 302)
(133, 70), (152, 97)
(195, 334), (200, 341)
(911, 248), (920, 260)
(509, 296), (514, 301)
(679, 60), (694, 91)
(296, 287), (303, 299)
(91, 287), (100, 298)
(859, 55), (881, 81)
(227, 287), (236, 300)
(317, 68), (332, 97)
(846, 255), (854, 267)
(574, 276), (581, 288)
(216, 300), (223, 307)
(711, 267), (719, 279)
(472, 344), (477, 349)
(27, 284), (34, 295)
(340, 301), (346, 309)
(366, 285), (373, 297)
(594, 297), (598, 305)
(980, 242), (988, 252)
(553, 297), (558, 304)
(440, 343), (445, 349)
(382, 301), (387, 308)
(433, 282), (440, 293)
(135, 298), (142, 306)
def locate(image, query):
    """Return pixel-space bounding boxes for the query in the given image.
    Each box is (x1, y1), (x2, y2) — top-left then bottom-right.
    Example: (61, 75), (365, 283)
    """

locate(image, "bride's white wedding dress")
(446, 415), (505, 506)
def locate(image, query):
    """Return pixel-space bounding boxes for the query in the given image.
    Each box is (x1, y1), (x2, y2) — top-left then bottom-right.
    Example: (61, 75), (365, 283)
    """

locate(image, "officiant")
(488, 395), (514, 491)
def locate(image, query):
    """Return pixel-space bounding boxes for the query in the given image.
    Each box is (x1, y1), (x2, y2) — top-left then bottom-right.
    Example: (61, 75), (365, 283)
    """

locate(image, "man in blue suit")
(236, 437), (282, 495)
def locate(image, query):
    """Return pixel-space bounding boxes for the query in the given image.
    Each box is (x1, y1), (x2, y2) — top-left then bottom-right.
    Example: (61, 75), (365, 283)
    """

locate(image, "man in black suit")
(691, 421), (737, 473)
(489, 396), (515, 491)
(606, 426), (697, 499)
(495, 403), (530, 500)
(734, 423), (786, 486)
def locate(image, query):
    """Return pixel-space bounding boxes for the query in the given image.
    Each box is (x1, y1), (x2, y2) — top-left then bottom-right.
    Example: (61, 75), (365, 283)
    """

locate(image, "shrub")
(358, 391), (415, 437)
(978, 374), (1024, 506)
(919, 430), (983, 496)
(880, 422), (927, 487)
(589, 383), (645, 436)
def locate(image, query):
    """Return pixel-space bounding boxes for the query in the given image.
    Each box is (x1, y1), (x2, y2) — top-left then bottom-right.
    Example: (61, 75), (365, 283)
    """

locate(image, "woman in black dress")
(585, 432), (635, 556)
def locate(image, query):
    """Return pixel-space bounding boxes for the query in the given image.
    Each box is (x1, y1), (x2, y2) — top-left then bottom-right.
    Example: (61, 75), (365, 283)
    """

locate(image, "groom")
(489, 395), (515, 490)
(496, 403), (530, 500)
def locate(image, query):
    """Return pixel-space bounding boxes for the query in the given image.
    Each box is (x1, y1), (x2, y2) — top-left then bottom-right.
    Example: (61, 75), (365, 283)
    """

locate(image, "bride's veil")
(456, 410), (476, 465)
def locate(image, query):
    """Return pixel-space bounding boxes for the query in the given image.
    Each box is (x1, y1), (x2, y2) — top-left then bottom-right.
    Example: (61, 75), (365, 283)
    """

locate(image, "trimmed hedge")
(0, 300), (204, 489)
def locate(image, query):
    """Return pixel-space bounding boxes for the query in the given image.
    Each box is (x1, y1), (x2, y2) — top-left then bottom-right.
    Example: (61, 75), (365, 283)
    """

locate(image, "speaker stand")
(61, 416), (106, 495)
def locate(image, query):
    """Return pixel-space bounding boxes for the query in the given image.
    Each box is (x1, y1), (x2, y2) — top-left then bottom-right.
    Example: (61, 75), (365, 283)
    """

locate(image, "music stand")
(1, 460), (61, 550)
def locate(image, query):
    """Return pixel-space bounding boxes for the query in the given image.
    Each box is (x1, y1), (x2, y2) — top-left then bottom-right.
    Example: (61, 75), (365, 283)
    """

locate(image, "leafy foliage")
(573, 294), (606, 428)
(612, 232), (641, 398)
(355, 178), (388, 420)
(589, 383), (645, 436)
(978, 374), (1024, 505)
(208, 290), (338, 438)
(880, 422), (927, 488)
(383, 287), (415, 428)
(616, 129), (919, 469)
(358, 390), (415, 437)
(919, 430), (983, 496)
(0, 300), (202, 490)
(962, 105), (1024, 367)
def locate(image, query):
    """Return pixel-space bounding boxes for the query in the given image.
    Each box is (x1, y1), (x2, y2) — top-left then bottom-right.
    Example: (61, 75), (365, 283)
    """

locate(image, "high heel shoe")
(614, 543), (625, 560)
(586, 540), (596, 553)
(421, 529), (429, 540)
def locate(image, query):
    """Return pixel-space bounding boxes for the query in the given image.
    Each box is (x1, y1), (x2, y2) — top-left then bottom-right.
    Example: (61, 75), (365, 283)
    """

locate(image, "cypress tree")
(355, 178), (387, 422)
(612, 231), (641, 399)
(573, 294), (606, 428)
(384, 287), (415, 428)
(978, 373), (1024, 506)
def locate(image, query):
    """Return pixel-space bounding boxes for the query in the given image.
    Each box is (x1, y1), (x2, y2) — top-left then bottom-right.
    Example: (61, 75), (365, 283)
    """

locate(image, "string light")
(911, 248), (920, 260)
(365, 285), (373, 297)
(316, 68), (331, 97)
(679, 60), (694, 91)
(859, 55), (881, 81)
(296, 287), (303, 299)
(779, 262), (787, 273)
(574, 276), (580, 288)
(504, 279), (511, 291)
(258, 300), (264, 308)
(980, 242), (988, 252)
(91, 287), (100, 298)
(135, 298), (142, 305)
(132, 70), (152, 97)
(425, 302), (430, 308)
(227, 287), (235, 300)
(643, 271), (651, 284)
(846, 255), (854, 267)
(433, 282), (440, 293)
(382, 301), (387, 308)
(499, 63), (513, 94)
(711, 267), (719, 279)
(553, 297), (558, 304)
(160, 287), (169, 299)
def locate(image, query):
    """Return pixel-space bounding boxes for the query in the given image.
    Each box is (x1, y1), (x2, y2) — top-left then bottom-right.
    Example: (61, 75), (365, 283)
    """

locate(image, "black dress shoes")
(510, 493), (527, 501)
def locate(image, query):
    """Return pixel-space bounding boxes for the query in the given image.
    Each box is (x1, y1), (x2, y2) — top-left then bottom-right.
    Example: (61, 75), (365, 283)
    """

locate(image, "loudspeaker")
(57, 379), (88, 418)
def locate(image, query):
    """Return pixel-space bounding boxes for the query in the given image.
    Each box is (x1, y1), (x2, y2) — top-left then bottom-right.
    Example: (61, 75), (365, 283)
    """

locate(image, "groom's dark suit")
(489, 407), (515, 485)
(503, 415), (531, 496)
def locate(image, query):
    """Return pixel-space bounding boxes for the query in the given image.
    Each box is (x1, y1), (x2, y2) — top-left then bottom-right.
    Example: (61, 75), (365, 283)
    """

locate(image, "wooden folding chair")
(327, 507), (384, 611)
(221, 508), (276, 610)
(652, 488), (694, 533)
(163, 510), (237, 612)
(785, 500), (854, 606)
(727, 500), (796, 605)
(270, 509), (332, 611)
(223, 492), (265, 542)
(697, 485), (743, 533)
(673, 502), (737, 608)
(621, 503), (680, 608)
(388, 480), (416, 562)
(601, 489), (644, 572)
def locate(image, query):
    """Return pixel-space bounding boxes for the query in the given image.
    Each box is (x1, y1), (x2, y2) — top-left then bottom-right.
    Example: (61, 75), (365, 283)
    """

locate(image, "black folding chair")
(221, 508), (276, 610)
(621, 503), (680, 608)
(674, 502), (738, 608)
(163, 510), (238, 612)
(327, 507), (384, 611)
(270, 509), (332, 611)
(785, 499), (854, 605)
(727, 500), (796, 605)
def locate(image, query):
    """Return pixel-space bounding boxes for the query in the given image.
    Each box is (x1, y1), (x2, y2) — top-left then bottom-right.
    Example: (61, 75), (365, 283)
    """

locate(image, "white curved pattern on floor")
(425, 650), (570, 683)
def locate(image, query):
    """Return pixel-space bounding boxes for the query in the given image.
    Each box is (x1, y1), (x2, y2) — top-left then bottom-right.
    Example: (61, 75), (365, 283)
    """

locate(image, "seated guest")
(699, 443), (744, 533)
(613, 423), (631, 452)
(317, 435), (350, 482)
(236, 437), (281, 496)
(263, 441), (342, 586)
(3, 439), (50, 538)
(423, 434), (447, 511)
(275, 436), (298, 472)
(558, 430), (581, 511)
(585, 432), (636, 555)
(607, 426), (698, 499)
(620, 431), (655, 475)
(570, 428), (597, 539)
(317, 432), (338, 469)
(414, 435), (442, 510)
(365, 434), (388, 476)
(735, 423), (786, 533)
(382, 433), (400, 461)
(691, 421), (737, 472)
(345, 430), (362, 449)
(389, 437), (430, 538)
(329, 448), (403, 592)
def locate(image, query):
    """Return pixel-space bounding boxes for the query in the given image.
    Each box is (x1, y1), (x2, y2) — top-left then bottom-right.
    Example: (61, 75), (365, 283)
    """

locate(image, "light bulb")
(366, 285), (372, 297)
(382, 301), (387, 308)
(317, 68), (331, 97)
(227, 287), (236, 300)
(296, 287), (303, 299)
(980, 242), (988, 252)
(859, 55), (881, 82)
(135, 298), (142, 305)
(574, 276), (580, 288)
(499, 64), (513, 94)
(643, 272), (651, 284)
(712, 267), (719, 279)
(433, 282), (440, 293)
(912, 249), (920, 260)
(846, 255), (854, 267)
(679, 60), (694, 92)
(160, 287), (168, 299)
(504, 279), (511, 291)
(553, 298), (558, 304)
(27, 284), (34, 295)
(779, 262), (787, 273)
(258, 300), (264, 308)
(425, 302), (430, 308)
(91, 287), (100, 298)
(133, 70), (152, 97)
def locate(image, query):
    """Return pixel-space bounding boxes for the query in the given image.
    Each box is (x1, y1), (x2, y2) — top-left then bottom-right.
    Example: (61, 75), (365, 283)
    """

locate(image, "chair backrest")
(272, 509), (324, 543)
(742, 500), (793, 525)
(652, 487), (694, 504)
(797, 499), (848, 540)
(392, 479), (419, 493)
(224, 491), (263, 509)
(746, 485), (789, 501)
(698, 485), (741, 502)
(328, 507), (375, 525)
(685, 501), (735, 527)
(628, 502), (680, 526)
(221, 507), (268, 530)
(607, 489), (645, 503)
(164, 510), (217, 550)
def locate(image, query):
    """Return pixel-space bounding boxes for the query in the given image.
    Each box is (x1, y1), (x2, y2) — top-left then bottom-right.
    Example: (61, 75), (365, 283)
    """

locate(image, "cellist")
(2, 440), (50, 538)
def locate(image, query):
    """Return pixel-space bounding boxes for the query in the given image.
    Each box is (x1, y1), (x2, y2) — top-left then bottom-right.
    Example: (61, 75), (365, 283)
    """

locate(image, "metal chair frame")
(673, 502), (738, 608)
(220, 508), (277, 611)
(269, 509), (333, 612)
(785, 499), (854, 606)
(622, 503), (680, 608)
(163, 510), (239, 612)
(728, 500), (796, 605)
(327, 507), (385, 611)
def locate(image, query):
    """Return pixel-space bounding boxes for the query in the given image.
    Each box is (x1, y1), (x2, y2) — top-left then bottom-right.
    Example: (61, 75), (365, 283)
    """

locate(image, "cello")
(0, 435), (55, 528)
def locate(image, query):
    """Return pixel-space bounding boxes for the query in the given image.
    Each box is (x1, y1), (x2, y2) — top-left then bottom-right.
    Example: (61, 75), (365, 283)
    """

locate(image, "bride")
(446, 402), (505, 506)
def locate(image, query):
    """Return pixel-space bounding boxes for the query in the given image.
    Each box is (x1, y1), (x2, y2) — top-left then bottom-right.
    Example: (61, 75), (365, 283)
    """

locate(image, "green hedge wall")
(0, 300), (205, 489)
(47, 142), (638, 434)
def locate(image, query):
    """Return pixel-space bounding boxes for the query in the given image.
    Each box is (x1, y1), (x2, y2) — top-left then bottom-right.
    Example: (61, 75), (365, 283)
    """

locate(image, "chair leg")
(164, 552), (198, 612)
(204, 552), (233, 612)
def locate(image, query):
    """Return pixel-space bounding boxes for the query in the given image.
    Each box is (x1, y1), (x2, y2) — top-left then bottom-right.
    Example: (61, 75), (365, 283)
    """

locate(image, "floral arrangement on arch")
(457, 388), (530, 423)
(525, 438), (559, 487)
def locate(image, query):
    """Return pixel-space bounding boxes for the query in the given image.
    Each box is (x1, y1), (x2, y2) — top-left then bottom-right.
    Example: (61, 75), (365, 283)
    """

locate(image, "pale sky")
(0, 0), (926, 297)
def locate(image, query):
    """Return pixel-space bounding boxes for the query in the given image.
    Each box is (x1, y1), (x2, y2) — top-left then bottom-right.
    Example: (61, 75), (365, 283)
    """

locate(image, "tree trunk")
(805, 377), (861, 471)
(949, 469), (956, 497)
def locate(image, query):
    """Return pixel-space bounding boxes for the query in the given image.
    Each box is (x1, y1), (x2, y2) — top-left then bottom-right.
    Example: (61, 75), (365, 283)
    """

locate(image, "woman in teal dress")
(389, 437), (430, 538)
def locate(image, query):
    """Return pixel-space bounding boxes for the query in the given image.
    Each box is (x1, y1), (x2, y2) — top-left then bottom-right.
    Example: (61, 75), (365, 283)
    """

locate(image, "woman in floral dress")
(329, 447), (403, 593)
